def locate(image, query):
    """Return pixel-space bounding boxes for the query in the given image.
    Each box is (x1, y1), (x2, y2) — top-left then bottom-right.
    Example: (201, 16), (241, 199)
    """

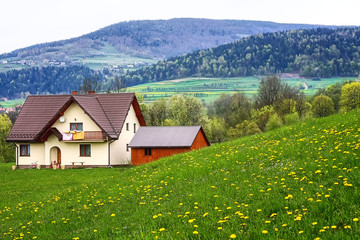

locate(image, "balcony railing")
(62, 131), (105, 142)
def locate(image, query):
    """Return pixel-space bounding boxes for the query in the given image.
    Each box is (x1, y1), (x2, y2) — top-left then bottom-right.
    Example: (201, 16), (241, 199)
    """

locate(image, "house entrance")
(50, 147), (61, 167)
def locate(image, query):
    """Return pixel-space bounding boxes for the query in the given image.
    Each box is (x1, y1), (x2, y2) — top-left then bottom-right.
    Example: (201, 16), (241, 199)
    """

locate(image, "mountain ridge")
(0, 18), (337, 68)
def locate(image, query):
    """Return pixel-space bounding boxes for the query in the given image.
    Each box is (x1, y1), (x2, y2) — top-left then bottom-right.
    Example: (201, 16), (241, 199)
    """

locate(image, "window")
(80, 144), (91, 157)
(126, 123), (129, 131)
(134, 123), (136, 133)
(145, 148), (152, 156)
(20, 144), (30, 156)
(70, 123), (83, 131)
(126, 144), (129, 152)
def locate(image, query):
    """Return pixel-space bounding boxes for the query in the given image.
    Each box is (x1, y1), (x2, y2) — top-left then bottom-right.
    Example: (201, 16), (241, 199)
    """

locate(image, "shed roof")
(129, 126), (209, 148)
(7, 93), (145, 142)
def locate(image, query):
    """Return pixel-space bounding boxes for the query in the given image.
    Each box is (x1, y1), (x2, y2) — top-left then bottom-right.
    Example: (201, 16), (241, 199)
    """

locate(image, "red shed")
(129, 126), (210, 165)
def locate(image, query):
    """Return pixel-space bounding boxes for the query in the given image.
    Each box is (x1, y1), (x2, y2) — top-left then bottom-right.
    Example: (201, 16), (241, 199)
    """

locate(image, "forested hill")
(1, 18), (331, 61)
(124, 27), (360, 85)
(0, 65), (99, 99)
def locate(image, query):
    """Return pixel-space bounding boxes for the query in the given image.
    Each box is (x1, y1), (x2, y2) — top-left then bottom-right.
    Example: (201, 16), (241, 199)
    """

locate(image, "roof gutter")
(12, 142), (18, 169)
(108, 138), (115, 168)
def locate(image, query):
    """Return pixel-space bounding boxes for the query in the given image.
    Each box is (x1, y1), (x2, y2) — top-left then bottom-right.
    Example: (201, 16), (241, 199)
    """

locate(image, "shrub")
(312, 95), (335, 118)
(284, 112), (300, 125)
(228, 120), (261, 139)
(340, 82), (360, 112)
(265, 113), (283, 131)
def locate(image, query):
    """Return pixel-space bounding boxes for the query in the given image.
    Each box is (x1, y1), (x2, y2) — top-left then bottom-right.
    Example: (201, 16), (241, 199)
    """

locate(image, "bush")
(312, 95), (335, 117)
(251, 105), (275, 132)
(208, 117), (227, 143)
(0, 114), (15, 163)
(340, 82), (360, 112)
(265, 113), (283, 131)
(228, 120), (261, 139)
(284, 112), (300, 125)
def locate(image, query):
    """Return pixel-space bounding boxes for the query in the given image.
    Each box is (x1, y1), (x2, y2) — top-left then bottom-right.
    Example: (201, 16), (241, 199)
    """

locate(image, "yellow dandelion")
(331, 225), (337, 229)
(299, 230), (304, 234)
(193, 231), (198, 235)
(111, 213), (115, 217)
(312, 222), (318, 225)
(257, 209), (262, 212)
(353, 218), (359, 222)
(159, 228), (165, 232)
(94, 230), (97, 232)
(218, 227), (223, 230)
(262, 230), (268, 234)
(230, 234), (236, 238)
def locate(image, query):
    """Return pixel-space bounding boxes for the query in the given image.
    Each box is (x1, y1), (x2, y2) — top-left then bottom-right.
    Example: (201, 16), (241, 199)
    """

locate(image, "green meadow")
(127, 77), (356, 103)
(1, 109), (360, 239)
(0, 99), (25, 108)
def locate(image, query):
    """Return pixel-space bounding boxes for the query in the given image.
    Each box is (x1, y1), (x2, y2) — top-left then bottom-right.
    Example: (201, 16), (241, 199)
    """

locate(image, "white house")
(7, 91), (146, 169)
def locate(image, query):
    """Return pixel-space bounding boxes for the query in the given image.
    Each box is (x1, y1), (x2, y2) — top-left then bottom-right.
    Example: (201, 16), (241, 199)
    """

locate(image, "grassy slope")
(127, 77), (356, 103)
(1, 110), (360, 239)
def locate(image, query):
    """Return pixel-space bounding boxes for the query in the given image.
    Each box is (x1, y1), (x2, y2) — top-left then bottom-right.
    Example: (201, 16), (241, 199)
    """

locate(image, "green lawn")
(1, 110), (360, 239)
(127, 77), (356, 103)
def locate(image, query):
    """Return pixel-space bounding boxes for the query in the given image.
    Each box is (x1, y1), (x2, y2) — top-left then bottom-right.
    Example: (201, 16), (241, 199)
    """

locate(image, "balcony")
(62, 131), (106, 142)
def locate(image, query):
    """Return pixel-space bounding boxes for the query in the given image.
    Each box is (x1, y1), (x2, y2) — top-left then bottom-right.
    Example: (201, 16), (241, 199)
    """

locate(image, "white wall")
(110, 104), (140, 165)
(45, 134), (108, 166)
(17, 143), (45, 166)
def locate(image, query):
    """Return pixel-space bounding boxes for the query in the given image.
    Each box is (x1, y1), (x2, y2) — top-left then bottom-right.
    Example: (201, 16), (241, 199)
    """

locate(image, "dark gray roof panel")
(129, 126), (201, 148)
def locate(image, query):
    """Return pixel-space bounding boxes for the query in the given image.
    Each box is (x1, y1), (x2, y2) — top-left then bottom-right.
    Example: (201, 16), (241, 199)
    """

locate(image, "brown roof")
(7, 93), (145, 142)
(129, 126), (209, 148)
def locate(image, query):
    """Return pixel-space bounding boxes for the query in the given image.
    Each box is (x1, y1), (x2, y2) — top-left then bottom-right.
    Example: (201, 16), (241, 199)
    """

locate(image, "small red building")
(129, 126), (210, 165)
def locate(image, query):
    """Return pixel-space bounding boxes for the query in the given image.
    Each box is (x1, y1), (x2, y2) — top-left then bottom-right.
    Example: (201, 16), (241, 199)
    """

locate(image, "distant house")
(129, 126), (210, 165)
(7, 92), (146, 169)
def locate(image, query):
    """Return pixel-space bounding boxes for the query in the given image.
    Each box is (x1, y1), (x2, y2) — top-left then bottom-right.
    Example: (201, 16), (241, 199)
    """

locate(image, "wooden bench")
(71, 161), (85, 168)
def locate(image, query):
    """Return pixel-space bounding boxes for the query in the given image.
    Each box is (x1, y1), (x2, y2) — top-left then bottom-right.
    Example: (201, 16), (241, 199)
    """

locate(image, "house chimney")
(88, 90), (95, 94)
(72, 91), (78, 95)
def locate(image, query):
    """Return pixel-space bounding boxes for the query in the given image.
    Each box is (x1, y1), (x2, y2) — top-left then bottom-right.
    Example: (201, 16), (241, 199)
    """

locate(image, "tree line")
(124, 27), (360, 85)
(0, 65), (103, 99)
(139, 75), (360, 143)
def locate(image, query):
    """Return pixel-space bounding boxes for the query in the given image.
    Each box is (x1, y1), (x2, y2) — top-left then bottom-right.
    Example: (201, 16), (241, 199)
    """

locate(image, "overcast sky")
(0, 0), (359, 54)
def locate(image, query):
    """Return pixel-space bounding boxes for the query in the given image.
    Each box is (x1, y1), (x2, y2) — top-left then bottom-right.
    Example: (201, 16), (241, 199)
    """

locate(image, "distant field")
(0, 99), (25, 108)
(126, 76), (356, 103)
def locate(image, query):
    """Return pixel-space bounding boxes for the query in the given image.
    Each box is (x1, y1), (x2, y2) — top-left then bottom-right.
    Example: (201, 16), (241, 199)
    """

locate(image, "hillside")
(1, 110), (359, 239)
(0, 18), (333, 72)
(125, 27), (360, 85)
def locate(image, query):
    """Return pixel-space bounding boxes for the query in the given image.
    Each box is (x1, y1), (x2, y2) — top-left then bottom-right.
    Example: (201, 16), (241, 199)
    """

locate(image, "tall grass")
(1, 110), (359, 239)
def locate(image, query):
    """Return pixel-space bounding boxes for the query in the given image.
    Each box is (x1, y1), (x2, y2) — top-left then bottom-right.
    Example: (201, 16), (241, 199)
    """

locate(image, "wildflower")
(111, 213), (115, 217)
(203, 213), (208, 217)
(230, 234), (236, 238)
(94, 230), (97, 232)
(312, 222), (318, 225)
(299, 230), (304, 234)
(218, 227), (223, 230)
(344, 225), (351, 229)
(159, 228), (165, 232)
(257, 209), (262, 212)
(262, 230), (268, 234)
(153, 215), (158, 219)
(193, 231), (198, 235)
(331, 225), (337, 229)
(353, 218), (359, 222)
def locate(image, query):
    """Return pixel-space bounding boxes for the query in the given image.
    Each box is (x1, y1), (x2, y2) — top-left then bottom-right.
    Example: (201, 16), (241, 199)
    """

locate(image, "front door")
(57, 148), (61, 165)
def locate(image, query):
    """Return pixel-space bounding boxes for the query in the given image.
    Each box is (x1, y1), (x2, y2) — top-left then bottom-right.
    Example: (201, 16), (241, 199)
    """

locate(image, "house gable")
(52, 102), (102, 133)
